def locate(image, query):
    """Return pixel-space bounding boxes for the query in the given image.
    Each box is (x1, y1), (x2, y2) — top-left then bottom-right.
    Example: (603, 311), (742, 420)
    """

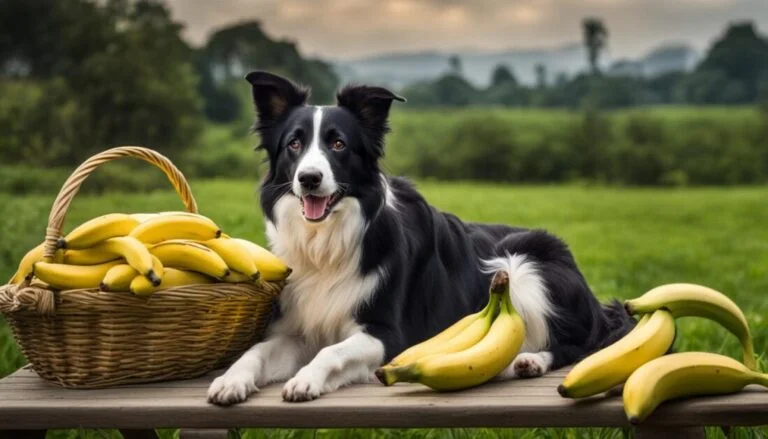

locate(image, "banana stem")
(752, 371), (768, 388)
(375, 365), (420, 386)
(490, 270), (510, 295)
(486, 290), (503, 319)
(742, 338), (758, 371)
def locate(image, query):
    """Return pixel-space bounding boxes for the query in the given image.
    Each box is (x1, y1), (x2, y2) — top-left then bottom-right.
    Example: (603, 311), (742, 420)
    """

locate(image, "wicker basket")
(0, 146), (282, 388)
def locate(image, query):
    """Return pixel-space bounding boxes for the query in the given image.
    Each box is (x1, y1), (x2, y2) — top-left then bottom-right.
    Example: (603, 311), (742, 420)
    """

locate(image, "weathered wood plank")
(0, 367), (765, 430)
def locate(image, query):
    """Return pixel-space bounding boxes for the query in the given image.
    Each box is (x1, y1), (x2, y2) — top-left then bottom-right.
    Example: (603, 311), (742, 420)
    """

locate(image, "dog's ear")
(337, 85), (405, 155)
(245, 71), (309, 125)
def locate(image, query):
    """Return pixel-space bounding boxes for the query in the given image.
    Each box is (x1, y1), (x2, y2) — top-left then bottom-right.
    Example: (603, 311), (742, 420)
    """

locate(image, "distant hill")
(608, 44), (699, 77)
(334, 43), (699, 89)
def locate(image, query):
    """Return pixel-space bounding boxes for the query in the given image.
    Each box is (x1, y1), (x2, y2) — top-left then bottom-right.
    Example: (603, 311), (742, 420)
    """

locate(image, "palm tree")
(583, 18), (608, 76)
(448, 55), (463, 76)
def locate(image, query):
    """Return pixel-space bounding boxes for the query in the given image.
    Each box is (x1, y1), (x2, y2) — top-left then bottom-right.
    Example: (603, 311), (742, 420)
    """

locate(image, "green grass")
(1, 180), (767, 438)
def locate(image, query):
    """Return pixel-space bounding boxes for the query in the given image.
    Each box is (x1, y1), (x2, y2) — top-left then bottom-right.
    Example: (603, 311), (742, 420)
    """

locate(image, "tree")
(198, 20), (339, 120)
(583, 17), (608, 76)
(535, 64), (548, 88)
(0, 0), (204, 166)
(448, 55), (463, 76)
(554, 72), (569, 86)
(490, 64), (517, 87)
(694, 21), (768, 103)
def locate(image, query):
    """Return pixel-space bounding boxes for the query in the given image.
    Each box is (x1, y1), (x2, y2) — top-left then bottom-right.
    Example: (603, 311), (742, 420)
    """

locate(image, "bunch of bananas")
(7, 212), (291, 296)
(375, 270), (525, 391)
(558, 283), (767, 424)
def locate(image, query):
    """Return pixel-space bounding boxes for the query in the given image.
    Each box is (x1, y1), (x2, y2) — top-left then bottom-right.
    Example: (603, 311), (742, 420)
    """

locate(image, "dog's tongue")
(303, 195), (330, 220)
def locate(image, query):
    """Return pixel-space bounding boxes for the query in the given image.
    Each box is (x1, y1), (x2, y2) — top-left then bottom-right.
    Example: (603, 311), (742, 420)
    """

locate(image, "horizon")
(165, 0), (768, 61)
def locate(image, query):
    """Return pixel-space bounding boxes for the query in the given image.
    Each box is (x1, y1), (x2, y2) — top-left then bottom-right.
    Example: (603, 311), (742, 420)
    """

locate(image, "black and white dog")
(207, 71), (634, 404)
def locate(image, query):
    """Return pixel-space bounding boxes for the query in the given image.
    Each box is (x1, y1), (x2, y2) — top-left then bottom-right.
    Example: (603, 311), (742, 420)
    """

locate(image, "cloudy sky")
(165, 0), (768, 60)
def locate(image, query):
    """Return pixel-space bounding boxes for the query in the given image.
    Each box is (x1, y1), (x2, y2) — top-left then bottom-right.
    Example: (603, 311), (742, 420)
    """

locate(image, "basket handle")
(43, 146), (198, 259)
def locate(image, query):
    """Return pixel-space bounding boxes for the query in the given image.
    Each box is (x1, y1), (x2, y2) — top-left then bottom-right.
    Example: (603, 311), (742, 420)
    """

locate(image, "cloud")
(165, 0), (768, 60)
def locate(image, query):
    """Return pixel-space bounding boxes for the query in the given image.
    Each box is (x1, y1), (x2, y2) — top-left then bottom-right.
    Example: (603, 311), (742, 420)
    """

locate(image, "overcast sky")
(165, 0), (768, 60)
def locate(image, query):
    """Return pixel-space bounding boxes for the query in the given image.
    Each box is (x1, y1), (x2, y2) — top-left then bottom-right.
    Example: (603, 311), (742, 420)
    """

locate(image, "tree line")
(0, 0), (338, 168)
(402, 20), (768, 109)
(1, 0), (767, 188)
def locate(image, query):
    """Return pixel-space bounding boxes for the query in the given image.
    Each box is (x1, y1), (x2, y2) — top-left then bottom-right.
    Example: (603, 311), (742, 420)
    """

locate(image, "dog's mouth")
(300, 191), (344, 222)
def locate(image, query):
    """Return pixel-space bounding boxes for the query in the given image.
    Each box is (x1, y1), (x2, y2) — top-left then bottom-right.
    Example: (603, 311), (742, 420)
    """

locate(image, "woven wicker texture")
(0, 146), (282, 388)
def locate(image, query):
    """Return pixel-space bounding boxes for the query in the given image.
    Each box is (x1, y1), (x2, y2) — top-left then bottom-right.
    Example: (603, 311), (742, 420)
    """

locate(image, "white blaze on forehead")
(293, 106), (337, 196)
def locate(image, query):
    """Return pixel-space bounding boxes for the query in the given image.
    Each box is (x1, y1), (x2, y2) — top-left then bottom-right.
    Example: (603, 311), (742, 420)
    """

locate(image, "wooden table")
(0, 365), (766, 439)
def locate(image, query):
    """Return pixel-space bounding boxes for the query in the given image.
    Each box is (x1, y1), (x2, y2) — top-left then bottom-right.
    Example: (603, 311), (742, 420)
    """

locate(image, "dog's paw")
(512, 352), (547, 378)
(207, 372), (259, 406)
(282, 369), (324, 402)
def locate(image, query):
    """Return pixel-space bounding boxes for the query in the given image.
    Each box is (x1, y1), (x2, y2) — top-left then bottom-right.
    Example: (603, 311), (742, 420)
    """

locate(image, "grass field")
(1, 180), (767, 438)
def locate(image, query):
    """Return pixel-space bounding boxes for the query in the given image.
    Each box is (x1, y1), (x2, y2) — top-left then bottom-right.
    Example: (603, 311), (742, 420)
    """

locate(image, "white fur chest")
(265, 195), (381, 349)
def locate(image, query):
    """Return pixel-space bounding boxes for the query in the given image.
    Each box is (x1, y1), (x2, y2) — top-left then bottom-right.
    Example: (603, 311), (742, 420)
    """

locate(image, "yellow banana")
(376, 270), (525, 391)
(226, 271), (255, 283)
(383, 296), (497, 369)
(558, 310), (675, 399)
(232, 238), (291, 281)
(200, 238), (260, 280)
(32, 260), (122, 290)
(8, 243), (64, 284)
(57, 213), (140, 249)
(623, 352), (768, 424)
(129, 213), (221, 244)
(625, 283), (757, 370)
(130, 213), (159, 223)
(130, 267), (213, 296)
(64, 236), (160, 286)
(100, 256), (163, 292)
(149, 240), (230, 280)
(63, 248), (121, 266)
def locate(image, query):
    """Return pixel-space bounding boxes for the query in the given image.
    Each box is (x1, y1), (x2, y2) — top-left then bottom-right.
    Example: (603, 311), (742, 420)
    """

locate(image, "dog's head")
(248, 71), (404, 224)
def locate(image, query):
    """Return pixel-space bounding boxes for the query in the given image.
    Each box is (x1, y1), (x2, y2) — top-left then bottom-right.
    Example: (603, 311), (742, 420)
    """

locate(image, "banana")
(130, 267), (213, 296)
(63, 248), (121, 266)
(129, 213), (221, 244)
(100, 256), (163, 292)
(382, 295), (498, 370)
(149, 240), (230, 280)
(200, 238), (261, 280)
(32, 260), (122, 290)
(64, 236), (160, 286)
(57, 213), (140, 249)
(376, 270), (525, 391)
(623, 352), (768, 424)
(625, 283), (757, 370)
(232, 238), (291, 281)
(8, 243), (64, 284)
(226, 271), (255, 283)
(130, 213), (159, 223)
(558, 310), (675, 399)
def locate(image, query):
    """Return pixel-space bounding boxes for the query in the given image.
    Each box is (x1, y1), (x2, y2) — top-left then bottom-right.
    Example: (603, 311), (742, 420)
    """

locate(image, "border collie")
(207, 71), (634, 404)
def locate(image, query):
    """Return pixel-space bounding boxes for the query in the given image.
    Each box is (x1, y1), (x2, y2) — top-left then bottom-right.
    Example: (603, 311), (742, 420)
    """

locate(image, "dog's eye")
(332, 140), (345, 151)
(288, 139), (302, 151)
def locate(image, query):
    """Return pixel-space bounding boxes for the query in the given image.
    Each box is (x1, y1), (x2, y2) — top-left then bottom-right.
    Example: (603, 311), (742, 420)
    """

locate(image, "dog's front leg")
(207, 332), (306, 405)
(282, 331), (384, 402)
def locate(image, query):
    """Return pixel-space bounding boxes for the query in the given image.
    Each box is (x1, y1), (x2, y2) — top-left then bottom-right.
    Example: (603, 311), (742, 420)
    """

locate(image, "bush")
(383, 106), (767, 186)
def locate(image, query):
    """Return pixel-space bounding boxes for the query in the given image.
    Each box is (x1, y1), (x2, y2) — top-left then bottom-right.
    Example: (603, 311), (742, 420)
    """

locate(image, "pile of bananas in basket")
(7, 212), (291, 295)
(375, 270), (525, 391)
(558, 283), (767, 424)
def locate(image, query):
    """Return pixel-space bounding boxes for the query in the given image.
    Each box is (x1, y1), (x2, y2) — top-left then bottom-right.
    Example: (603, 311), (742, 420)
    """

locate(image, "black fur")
(250, 70), (635, 373)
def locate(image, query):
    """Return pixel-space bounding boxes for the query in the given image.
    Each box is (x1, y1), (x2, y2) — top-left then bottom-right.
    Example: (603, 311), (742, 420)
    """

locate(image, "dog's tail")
(481, 252), (554, 353)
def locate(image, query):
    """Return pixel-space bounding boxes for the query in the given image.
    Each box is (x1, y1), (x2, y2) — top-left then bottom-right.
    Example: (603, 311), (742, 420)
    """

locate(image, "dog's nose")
(298, 169), (323, 190)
